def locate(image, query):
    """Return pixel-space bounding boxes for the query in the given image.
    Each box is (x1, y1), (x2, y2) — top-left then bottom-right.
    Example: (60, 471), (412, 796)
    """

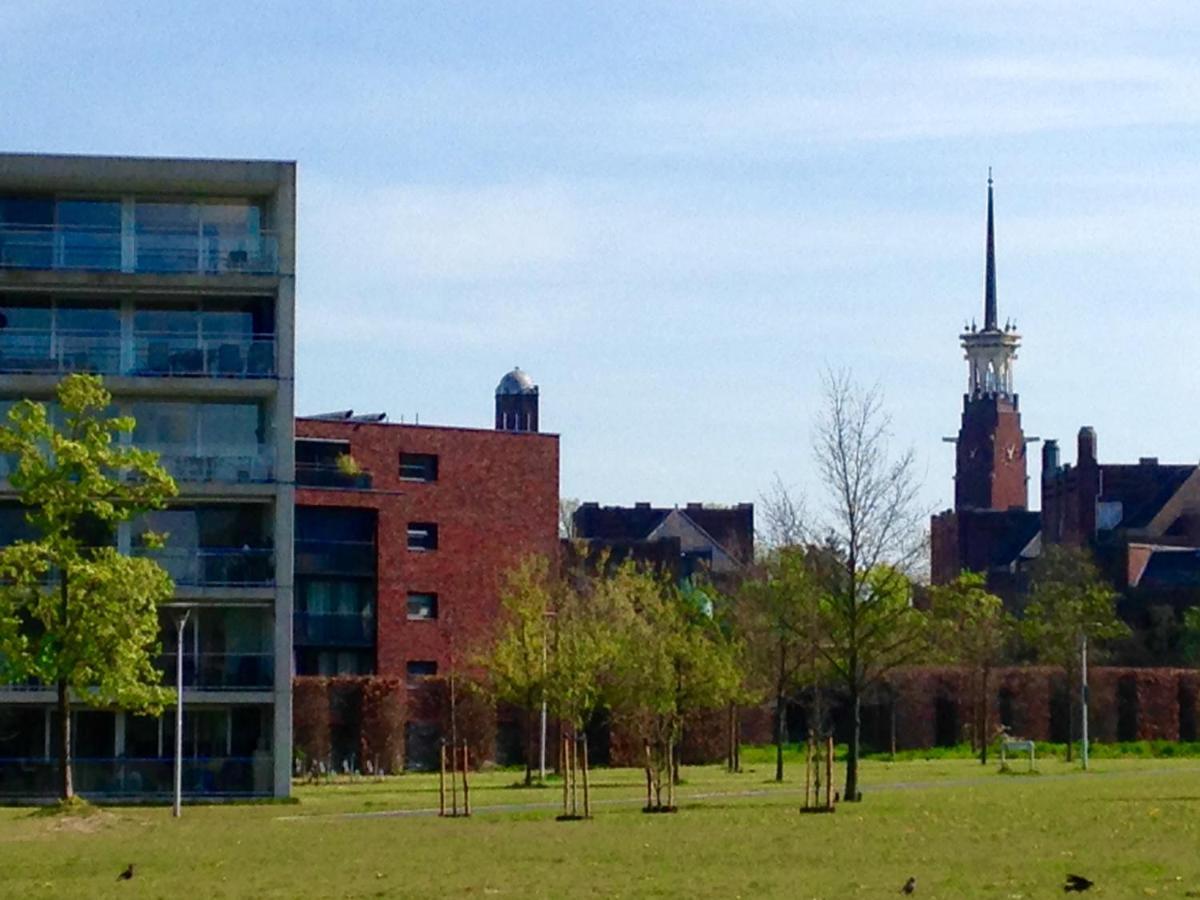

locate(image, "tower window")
(407, 522), (438, 551)
(399, 453), (438, 482)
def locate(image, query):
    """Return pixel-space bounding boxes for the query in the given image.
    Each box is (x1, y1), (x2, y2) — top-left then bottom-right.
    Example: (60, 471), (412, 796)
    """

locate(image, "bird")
(1064, 874), (1094, 893)
(117, 864), (135, 881)
(901, 876), (916, 894)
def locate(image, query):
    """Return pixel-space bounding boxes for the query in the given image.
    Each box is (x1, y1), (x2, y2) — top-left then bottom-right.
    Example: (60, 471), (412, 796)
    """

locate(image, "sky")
(3, 1), (1200, 527)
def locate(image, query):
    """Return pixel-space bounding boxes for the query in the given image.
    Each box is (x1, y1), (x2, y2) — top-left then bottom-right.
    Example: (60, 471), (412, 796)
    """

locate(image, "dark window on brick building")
(407, 592), (438, 620)
(407, 522), (438, 551)
(400, 453), (438, 482)
(406, 660), (437, 687)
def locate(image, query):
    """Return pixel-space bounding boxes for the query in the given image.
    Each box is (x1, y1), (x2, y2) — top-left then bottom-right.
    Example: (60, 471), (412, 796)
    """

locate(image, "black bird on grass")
(1064, 874), (1093, 892)
(901, 876), (916, 894)
(117, 864), (134, 882)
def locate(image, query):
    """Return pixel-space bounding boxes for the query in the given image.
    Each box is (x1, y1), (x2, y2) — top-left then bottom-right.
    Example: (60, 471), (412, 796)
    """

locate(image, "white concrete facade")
(0, 153), (296, 799)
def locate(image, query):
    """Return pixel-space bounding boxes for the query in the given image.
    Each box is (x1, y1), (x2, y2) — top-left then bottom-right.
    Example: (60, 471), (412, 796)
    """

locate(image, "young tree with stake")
(810, 369), (928, 803)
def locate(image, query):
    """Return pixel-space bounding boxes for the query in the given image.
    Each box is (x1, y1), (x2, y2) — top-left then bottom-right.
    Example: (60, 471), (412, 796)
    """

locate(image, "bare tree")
(758, 474), (807, 553)
(810, 369), (928, 802)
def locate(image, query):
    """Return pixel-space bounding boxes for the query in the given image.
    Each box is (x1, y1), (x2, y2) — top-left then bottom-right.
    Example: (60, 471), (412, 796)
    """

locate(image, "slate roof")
(573, 502), (754, 565)
(1097, 464), (1197, 530)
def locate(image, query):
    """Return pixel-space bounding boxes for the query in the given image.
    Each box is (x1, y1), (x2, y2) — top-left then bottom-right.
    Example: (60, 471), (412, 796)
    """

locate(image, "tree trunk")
(523, 706), (533, 786)
(1065, 691), (1075, 762)
(979, 667), (990, 765)
(774, 689), (786, 782)
(57, 678), (73, 801)
(844, 683), (860, 802)
(733, 706), (741, 773)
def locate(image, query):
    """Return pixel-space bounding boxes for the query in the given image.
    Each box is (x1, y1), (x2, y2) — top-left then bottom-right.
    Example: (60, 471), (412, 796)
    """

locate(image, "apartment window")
(407, 522), (438, 551)
(406, 660), (438, 687)
(399, 452), (438, 482)
(406, 592), (438, 621)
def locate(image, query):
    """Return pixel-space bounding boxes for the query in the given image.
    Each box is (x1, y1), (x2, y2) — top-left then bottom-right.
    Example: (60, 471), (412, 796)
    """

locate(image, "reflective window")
(58, 199), (121, 270)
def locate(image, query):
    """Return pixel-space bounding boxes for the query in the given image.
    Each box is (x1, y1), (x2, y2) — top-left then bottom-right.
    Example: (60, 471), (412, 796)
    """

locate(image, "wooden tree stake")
(581, 736), (591, 818)
(438, 742), (447, 817)
(461, 741), (471, 817)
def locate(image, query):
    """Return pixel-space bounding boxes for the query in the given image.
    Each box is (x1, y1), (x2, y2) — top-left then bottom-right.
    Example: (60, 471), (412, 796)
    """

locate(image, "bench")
(1000, 739), (1036, 771)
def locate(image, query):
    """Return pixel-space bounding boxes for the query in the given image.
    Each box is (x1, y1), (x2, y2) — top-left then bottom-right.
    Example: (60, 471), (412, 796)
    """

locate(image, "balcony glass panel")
(294, 612), (375, 647)
(134, 200), (275, 275)
(134, 505), (274, 586)
(0, 195), (53, 268)
(0, 757), (269, 797)
(131, 401), (272, 483)
(57, 200), (122, 270)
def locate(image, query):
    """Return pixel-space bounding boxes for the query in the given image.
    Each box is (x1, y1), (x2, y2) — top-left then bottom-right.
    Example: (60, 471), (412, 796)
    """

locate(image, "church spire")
(984, 168), (997, 330)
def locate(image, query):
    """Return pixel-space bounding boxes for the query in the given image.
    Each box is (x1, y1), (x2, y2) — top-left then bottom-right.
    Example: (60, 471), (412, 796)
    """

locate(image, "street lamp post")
(173, 608), (191, 818)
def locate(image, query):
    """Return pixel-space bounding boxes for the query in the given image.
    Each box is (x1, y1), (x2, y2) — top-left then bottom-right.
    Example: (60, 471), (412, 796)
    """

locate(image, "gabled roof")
(573, 502), (754, 566)
(1098, 463), (1198, 531)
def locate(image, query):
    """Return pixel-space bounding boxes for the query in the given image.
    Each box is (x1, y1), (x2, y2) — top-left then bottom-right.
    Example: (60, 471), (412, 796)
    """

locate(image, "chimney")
(1078, 427), (1097, 467)
(1042, 439), (1060, 477)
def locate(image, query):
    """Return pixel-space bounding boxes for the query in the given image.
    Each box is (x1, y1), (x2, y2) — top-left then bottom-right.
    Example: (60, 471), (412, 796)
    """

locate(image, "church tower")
(952, 173), (1028, 511)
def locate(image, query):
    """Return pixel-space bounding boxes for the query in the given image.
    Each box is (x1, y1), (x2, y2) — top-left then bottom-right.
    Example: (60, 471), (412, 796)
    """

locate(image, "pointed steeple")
(984, 168), (997, 330)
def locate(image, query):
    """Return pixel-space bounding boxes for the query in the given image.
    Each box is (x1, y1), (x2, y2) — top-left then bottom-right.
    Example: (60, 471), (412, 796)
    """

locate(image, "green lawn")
(2, 757), (1200, 898)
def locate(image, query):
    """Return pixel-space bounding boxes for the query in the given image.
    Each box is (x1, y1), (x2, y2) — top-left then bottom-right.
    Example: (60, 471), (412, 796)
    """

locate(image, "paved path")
(277, 763), (1200, 823)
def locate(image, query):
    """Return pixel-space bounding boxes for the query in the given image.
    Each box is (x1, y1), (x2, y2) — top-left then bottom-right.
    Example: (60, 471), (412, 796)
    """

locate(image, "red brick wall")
(954, 395), (1028, 512)
(296, 418), (559, 680)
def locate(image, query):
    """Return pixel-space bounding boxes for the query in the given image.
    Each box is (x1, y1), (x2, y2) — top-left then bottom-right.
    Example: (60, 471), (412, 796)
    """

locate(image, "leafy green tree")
(1022, 544), (1127, 762)
(486, 555), (556, 785)
(0, 375), (178, 800)
(928, 572), (1013, 763)
(736, 546), (827, 781)
(606, 564), (741, 807)
(1182, 606), (1200, 665)
(811, 370), (928, 802)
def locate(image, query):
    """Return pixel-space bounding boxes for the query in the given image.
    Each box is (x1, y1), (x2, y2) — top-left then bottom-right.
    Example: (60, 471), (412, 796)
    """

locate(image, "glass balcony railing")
(294, 539), (375, 577)
(156, 652), (274, 690)
(0, 757), (270, 797)
(295, 463), (372, 490)
(133, 546), (275, 587)
(132, 333), (275, 377)
(0, 224), (278, 275)
(294, 611), (375, 647)
(0, 329), (276, 378)
(148, 450), (274, 484)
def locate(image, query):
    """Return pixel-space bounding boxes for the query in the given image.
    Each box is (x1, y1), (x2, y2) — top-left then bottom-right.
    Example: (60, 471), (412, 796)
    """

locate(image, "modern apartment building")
(0, 153), (295, 799)
(292, 368), (558, 690)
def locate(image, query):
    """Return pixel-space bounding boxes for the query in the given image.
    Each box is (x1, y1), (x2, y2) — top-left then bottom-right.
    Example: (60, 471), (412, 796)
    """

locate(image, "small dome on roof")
(496, 367), (537, 395)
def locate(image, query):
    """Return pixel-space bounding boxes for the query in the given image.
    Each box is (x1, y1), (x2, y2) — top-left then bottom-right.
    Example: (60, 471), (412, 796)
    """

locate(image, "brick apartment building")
(292, 367), (559, 685)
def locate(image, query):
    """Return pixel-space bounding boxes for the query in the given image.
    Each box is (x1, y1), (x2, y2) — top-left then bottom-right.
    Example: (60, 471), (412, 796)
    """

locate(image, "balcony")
(157, 652), (274, 690)
(0, 223), (278, 275)
(0, 757), (269, 797)
(295, 462), (372, 490)
(0, 330), (275, 378)
(134, 547), (275, 587)
(294, 611), (375, 647)
(150, 450), (274, 484)
(294, 539), (375, 577)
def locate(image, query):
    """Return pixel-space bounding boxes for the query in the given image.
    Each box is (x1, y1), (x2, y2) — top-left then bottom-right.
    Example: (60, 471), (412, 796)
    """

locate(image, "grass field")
(2, 756), (1200, 898)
